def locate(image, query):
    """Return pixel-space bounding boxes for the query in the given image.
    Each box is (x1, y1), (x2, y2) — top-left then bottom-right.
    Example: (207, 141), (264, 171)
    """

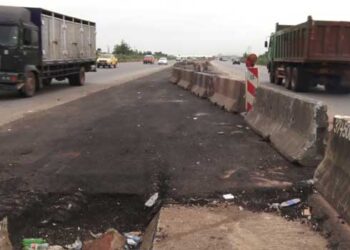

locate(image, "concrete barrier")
(209, 76), (245, 113)
(191, 72), (214, 98)
(245, 85), (328, 167)
(169, 67), (181, 84)
(177, 69), (195, 90)
(314, 116), (350, 223)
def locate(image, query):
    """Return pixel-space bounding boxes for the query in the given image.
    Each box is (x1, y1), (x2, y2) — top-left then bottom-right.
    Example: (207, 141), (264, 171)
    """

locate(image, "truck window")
(23, 28), (31, 46)
(23, 28), (38, 46)
(31, 30), (39, 46)
(0, 26), (18, 46)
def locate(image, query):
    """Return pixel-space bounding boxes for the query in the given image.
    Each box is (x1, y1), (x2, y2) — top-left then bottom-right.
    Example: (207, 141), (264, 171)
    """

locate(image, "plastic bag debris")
(269, 203), (280, 210)
(65, 237), (82, 250)
(145, 193), (159, 207)
(124, 232), (142, 247)
(299, 179), (315, 186)
(89, 231), (103, 239)
(0, 217), (13, 250)
(280, 198), (301, 208)
(222, 194), (235, 200)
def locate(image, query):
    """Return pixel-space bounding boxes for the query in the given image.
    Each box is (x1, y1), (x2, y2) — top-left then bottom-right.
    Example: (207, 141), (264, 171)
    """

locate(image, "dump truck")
(0, 6), (96, 97)
(265, 16), (350, 92)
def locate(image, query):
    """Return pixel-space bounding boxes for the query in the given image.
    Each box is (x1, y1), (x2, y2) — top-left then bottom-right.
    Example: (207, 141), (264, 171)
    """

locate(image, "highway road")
(0, 69), (316, 247)
(211, 60), (350, 119)
(0, 62), (172, 127)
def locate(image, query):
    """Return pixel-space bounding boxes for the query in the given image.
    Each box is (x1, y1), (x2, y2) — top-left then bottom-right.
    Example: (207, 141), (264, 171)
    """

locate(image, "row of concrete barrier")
(171, 65), (350, 224)
(245, 85), (329, 167)
(171, 66), (329, 167)
(315, 116), (350, 223)
(170, 67), (245, 113)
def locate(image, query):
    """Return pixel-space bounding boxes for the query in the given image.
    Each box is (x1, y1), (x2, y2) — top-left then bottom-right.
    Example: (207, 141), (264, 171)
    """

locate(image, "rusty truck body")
(266, 16), (350, 92)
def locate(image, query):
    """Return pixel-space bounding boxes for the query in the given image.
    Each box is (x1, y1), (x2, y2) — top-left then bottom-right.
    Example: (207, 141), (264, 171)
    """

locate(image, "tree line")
(112, 40), (171, 58)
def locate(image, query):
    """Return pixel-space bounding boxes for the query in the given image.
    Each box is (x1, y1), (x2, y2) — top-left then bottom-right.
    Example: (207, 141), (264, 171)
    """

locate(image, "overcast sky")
(1, 0), (349, 56)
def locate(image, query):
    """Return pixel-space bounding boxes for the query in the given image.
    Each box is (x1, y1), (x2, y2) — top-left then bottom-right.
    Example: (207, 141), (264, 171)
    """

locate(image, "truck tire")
(269, 71), (275, 83)
(42, 78), (52, 86)
(291, 67), (307, 92)
(284, 67), (292, 89)
(325, 76), (341, 93)
(69, 67), (85, 86)
(273, 68), (282, 85)
(20, 71), (36, 97)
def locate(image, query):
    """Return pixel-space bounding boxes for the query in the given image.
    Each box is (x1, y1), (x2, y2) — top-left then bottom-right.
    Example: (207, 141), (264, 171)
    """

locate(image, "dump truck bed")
(273, 18), (350, 63)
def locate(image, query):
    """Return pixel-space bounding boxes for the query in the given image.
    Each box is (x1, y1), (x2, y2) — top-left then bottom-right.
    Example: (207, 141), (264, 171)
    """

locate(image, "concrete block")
(209, 76), (245, 113)
(191, 72), (214, 98)
(169, 67), (181, 84)
(245, 85), (328, 167)
(150, 205), (327, 249)
(177, 69), (195, 90)
(315, 116), (350, 223)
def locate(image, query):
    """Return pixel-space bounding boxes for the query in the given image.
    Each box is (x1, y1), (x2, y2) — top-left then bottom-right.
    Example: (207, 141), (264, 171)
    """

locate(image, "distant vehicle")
(266, 16), (350, 93)
(143, 55), (155, 64)
(176, 57), (182, 62)
(232, 59), (241, 65)
(97, 53), (118, 68)
(158, 57), (168, 65)
(0, 6), (96, 97)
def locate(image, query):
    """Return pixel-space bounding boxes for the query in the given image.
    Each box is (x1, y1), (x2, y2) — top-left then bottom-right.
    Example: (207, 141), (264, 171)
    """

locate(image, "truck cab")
(0, 7), (40, 96)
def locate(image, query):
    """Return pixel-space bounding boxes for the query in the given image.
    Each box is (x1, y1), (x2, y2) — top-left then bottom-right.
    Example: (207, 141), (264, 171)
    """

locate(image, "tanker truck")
(0, 6), (96, 97)
(265, 16), (350, 93)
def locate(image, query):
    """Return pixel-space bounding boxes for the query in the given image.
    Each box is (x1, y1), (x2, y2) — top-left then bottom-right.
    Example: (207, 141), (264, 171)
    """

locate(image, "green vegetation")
(257, 52), (268, 65)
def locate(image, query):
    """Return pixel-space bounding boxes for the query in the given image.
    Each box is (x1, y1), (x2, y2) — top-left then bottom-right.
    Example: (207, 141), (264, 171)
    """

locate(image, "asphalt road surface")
(0, 68), (313, 196)
(211, 60), (350, 119)
(0, 68), (319, 246)
(0, 62), (172, 127)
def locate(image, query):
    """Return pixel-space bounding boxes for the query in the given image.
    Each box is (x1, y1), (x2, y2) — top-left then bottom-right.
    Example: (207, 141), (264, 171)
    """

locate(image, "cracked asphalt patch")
(0, 69), (316, 247)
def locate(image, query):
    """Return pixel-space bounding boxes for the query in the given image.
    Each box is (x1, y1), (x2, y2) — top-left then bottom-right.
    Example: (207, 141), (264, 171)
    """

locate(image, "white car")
(158, 57), (168, 65)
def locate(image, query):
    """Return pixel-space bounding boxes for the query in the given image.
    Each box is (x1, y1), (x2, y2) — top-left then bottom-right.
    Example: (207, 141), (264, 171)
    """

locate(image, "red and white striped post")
(245, 54), (259, 112)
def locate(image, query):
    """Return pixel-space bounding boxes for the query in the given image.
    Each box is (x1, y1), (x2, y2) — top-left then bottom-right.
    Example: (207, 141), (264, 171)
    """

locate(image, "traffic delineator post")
(245, 67), (259, 112)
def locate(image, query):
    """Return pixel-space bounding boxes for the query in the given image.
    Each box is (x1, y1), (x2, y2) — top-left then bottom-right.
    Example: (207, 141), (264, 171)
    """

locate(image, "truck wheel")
(291, 67), (307, 92)
(20, 71), (37, 97)
(274, 68), (283, 85)
(69, 67), (85, 86)
(325, 83), (338, 93)
(325, 76), (341, 93)
(269, 71), (275, 84)
(284, 67), (292, 89)
(42, 78), (52, 86)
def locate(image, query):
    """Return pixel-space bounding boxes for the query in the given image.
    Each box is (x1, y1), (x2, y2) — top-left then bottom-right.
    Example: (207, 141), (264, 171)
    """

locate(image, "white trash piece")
(222, 194), (235, 200)
(65, 237), (82, 250)
(280, 198), (301, 208)
(145, 193), (159, 207)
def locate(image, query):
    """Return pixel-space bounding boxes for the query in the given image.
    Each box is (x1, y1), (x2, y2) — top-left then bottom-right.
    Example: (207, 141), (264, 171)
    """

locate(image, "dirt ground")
(0, 69), (322, 248)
